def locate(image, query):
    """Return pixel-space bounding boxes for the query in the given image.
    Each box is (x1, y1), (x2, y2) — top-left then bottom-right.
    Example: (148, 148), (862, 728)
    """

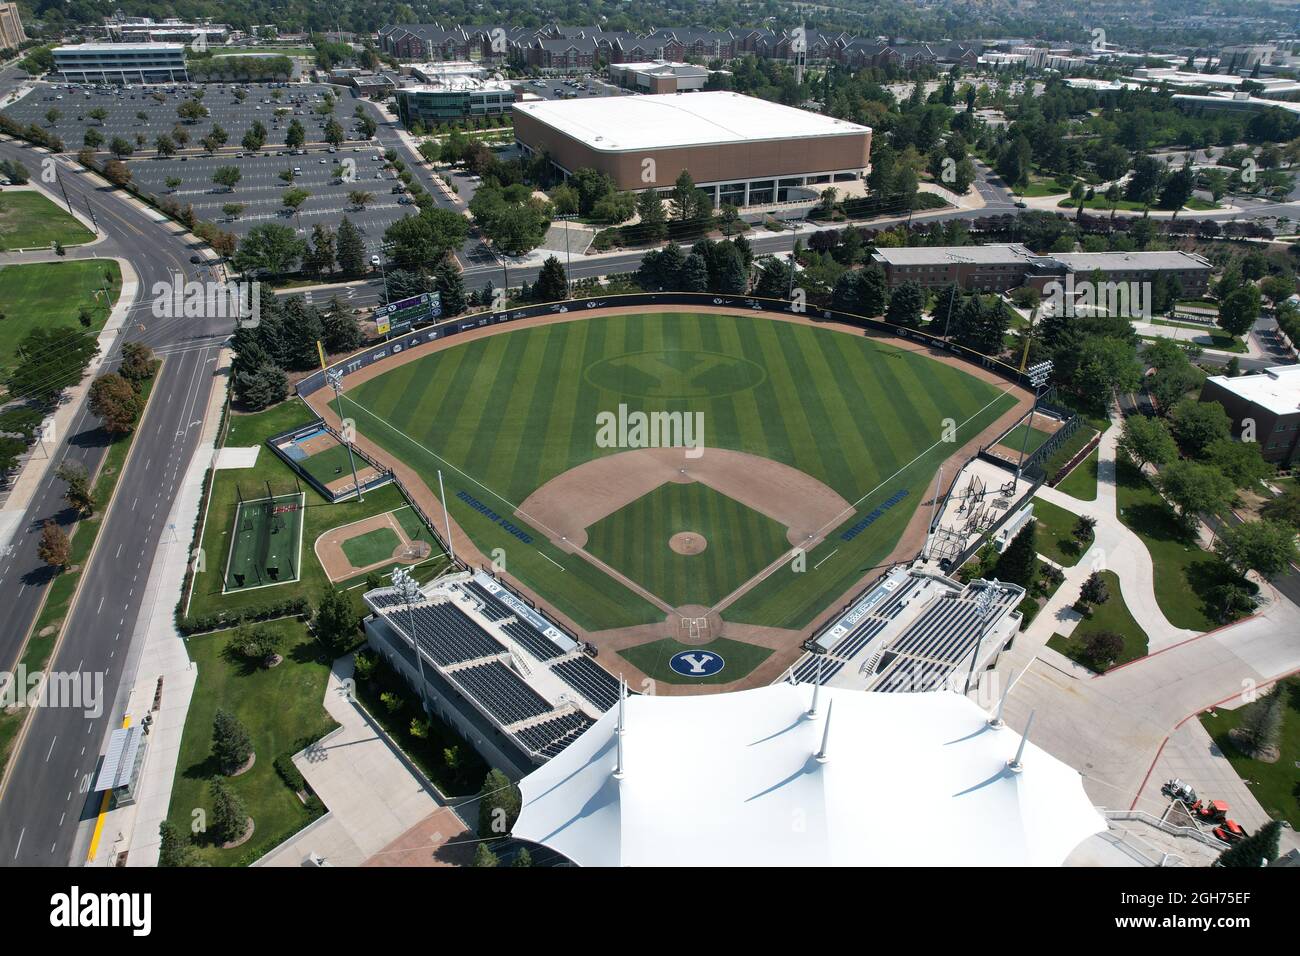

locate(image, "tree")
(680, 252), (710, 292)
(83, 128), (103, 150)
(56, 461), (95, 517)
(313, 587), (357, 653)
(1080, 631), (1125, 671)
(88, 372), (143, 434)
(512, 846), (533, 867)
(384, 207), (470, 271)
(108, 136), (134, 160)
(1078, 571), (1110, 608)
(1118, 414), (1178, 469)
(1228, 684), (1287, 760)
(281, 187), (310, 225)
(212, 166), (242, 191)
(234, 362), (287, 410)
(1072, 514), (1097, 546)
(154, 134), (176, 157)
(534, 255), (568, 301)
(635, 189), (668, 243)
(477, 768), (521, 837)
(348, 190), (373, 210)
(1218, 285), (1261, 338)
(285, 119), (305, 148)
(208, 777), (249, 845)
(37, 520), (70, 569)
(158, 821), (205, 867)
(670, 169), (698, 220)
(230, 622), (284, 668)
(753, 258), (793, 299)
(885, 281), (924, 328)
(222, 202), (245, 221)
(322, 299), (362, 353)
(1215, 519), (1299, 577)
(177, 99), (208, 124)
(8, 326), (98, 403)
(473, 843), (501, 867)
(435, 263), (468, 316)
(305, 224), (337, 277)
(1260, 485), (1300, 530)
(212, 709), (253, 774)
(1169, 397), (1231, 457)
(994, 520), (1037, 586)
(1216, 820), (1282, 867)
(1157, 459), (1235, 527)
(119, 342), (156, 386)
(336, 217), (366, 277)
(232, 223), (306, 276)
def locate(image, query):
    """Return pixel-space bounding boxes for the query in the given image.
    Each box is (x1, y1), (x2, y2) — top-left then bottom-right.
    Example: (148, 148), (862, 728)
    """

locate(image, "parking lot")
(3, 80), (370, 154)
(126, 144), (410, 239)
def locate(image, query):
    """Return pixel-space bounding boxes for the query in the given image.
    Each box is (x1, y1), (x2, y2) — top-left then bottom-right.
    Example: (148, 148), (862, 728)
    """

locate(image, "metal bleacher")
(401, 601), (506, 666)
(463, 581), (565, 661)
(450, 660), (554, 725)
(513, 712), (595, 758)
(551, 656), (621, 711)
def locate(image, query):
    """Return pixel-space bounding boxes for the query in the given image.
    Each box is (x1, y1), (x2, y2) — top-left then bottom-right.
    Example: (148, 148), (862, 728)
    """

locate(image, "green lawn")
(998, 422), (1053, 456)
(1055, 447), (1099, 500)
(186, 401), (448, 626)
(1047, 570), (1147, 671)
(341, 526), (399, 567)
(339, 312), (1018, 632)
(1200, 679), (1300, 829)
(1139, 332), (1246, 354)
(1039, 426), (1099, 482)
(1115, 458), (1248, 632)
(585, 482), (790, 607)
(0, 259), (121, 373)
(1019, 180), (1067, 197)
(297, 443), (359, 488)
(618, 636), (773, 685)
(1032, 497), (1094, 567)
(0, 191), (94, 250)
(165, 620), (338, 865)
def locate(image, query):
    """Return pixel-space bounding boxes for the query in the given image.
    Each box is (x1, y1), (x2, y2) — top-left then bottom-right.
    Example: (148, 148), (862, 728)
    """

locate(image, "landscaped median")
(0, 371), (157, 778)
(1047, 569), (1148, 672)
(0, 189), (95, 250)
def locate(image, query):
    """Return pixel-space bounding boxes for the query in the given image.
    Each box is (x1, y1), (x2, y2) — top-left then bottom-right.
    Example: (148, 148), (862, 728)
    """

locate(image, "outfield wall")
(295, 292), (1043, 400)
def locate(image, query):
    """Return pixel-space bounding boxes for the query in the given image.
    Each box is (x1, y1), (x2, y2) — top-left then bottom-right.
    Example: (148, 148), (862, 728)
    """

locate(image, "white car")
(369, 254), (381, 267)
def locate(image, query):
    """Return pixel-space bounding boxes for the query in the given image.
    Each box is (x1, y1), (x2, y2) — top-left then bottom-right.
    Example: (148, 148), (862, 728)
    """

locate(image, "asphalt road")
(0, 137), (233, 866)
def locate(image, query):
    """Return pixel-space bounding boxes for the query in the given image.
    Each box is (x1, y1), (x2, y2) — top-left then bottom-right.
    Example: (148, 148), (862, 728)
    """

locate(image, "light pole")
(962, 581), (999, 696)
(391, 566), (427, 706)
(1015, 360), (1053, 479)
(556, 213), (575, 297)
(326, 368), (364, 503)
(785, 218), (803, 301)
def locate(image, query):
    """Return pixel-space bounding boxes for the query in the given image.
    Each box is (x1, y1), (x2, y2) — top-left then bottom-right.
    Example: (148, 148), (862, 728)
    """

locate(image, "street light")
(326, 368), (364, 503)
(391, 565), (428, 705)
(1016, 360), (1053, 478)
(962, 581), (1000, 696)
(785, 218), (803, 300)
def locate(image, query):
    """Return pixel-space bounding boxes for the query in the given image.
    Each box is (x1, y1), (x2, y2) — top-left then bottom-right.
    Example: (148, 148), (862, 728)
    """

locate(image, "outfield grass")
(165, 620), (337, 865)
(0, 191), (94, 250)
(339, 312), (1018, 632)
(585, 482), (790, 607)
(187, 402), (448, 625)
(1032, 497), (1094, 567)
(1055, 447), (1099, 500)
(1047, 570), (1147, 671)
(618, 637), (773, 686)
(1115, 458), (1247, 632)
(1200, 679), (1300, 829)
(0, 259), (121, 373)
(341, 526), (399, 567)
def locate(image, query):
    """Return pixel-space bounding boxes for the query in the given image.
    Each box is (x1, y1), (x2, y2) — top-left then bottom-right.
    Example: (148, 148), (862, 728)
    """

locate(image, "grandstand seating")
(393, 601), (506, 666)
(514, 711), (594, 758)
(451, 660), (555, 725)
(552, 656), (621, 711)
(463, 581), (565, 661)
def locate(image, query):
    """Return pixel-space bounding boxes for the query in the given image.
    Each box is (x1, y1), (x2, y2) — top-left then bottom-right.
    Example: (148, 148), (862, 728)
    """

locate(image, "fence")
(265, 418), (394, 503)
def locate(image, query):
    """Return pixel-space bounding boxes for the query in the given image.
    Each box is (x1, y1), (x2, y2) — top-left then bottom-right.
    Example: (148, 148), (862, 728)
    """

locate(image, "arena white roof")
(513, 91), (871, 153)
(512, 684), (1106, 866)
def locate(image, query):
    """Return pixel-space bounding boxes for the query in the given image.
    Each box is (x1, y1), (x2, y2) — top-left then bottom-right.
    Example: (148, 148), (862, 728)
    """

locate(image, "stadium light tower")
(1015, 360), (1053, 478)
(962, 581), (1000, 696)
(325, 368), (364, 503)
(391, 566), (428, 705)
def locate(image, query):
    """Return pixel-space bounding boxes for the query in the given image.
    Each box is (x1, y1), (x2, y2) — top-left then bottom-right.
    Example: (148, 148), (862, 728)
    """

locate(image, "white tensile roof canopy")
(513, 684), (1105, 866)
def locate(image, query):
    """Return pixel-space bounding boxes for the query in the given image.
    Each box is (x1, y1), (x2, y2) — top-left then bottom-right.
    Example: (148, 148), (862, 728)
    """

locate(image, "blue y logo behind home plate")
(668, 650), (726, 677)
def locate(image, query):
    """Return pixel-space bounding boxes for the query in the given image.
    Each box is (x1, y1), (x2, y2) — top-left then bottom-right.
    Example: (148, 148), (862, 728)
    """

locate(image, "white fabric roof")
(513, 684), (1105, 866)
(513, 91), (870, 153)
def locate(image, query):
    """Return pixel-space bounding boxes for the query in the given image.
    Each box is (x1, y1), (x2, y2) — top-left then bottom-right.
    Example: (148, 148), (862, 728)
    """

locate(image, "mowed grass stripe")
(817, 335), (898, 485)
(777, 324), (856, 490)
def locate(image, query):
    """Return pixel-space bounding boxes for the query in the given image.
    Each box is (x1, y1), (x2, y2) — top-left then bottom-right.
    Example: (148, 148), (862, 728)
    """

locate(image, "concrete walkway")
(257, 656), (465, 867)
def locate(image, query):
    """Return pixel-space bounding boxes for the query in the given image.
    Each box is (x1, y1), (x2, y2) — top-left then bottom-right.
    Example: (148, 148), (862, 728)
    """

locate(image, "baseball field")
(324, 310), (1022, 636)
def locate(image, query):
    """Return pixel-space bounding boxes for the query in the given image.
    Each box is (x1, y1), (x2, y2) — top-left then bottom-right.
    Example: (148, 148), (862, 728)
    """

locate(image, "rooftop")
(55, 42), (187, 52)
(1207, 364), (1300, 416)
(513, 91), (870, 152)
(871, 243), (1037, 266)
(1051, 251), (1213, 272)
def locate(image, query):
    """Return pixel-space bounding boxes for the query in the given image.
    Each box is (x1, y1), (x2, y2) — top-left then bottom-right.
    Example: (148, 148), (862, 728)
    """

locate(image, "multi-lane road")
(0, 77), (1295, 867)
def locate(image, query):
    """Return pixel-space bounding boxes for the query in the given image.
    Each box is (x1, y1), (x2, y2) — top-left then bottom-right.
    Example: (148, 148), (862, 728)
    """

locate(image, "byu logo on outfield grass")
(152, 275), (261, 328)
(668, 650), (725, 677)
(595, 404), (705, 458)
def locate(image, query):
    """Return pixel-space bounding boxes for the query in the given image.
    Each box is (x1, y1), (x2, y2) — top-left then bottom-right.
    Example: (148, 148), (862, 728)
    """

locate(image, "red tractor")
(1213, 819), (1248, 844)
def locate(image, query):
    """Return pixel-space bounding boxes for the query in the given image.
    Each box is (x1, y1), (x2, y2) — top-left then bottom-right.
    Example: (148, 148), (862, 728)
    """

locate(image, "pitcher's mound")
(669, 532), (707, 555)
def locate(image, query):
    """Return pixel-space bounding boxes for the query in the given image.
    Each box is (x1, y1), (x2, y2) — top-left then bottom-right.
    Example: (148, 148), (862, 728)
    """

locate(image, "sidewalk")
(87, 349), (232, 867)
(256, 656), (464, 867)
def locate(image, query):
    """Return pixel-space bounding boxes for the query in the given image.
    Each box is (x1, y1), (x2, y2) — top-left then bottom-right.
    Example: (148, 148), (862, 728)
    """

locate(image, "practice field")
(329, 311), (1021, 633)
(0, 259), (120, 371)
(222, 492), (305, 592)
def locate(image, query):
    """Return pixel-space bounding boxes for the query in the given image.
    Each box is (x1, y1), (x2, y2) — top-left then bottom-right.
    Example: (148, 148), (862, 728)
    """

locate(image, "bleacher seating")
(513, 712), (594, 758)
(463, 580), (512, 621)
(395, 602), (505, 666)
(551, 656), (621, 711)
(462, 581), (564, 661)
(451, 660), (554, 725)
